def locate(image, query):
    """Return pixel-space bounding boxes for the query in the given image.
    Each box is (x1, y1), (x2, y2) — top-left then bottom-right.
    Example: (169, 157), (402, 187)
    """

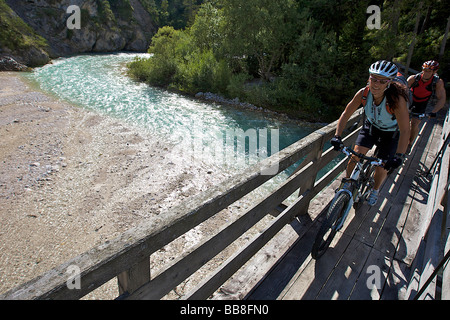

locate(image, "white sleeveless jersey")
(364, 91), (398, 131)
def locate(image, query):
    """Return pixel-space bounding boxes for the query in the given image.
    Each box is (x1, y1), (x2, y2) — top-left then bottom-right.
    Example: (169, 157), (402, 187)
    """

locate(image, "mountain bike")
(311, 145), (384, 259)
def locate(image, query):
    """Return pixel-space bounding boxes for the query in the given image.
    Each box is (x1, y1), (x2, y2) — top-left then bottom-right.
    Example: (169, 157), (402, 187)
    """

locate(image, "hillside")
(0, 0), (158, 67)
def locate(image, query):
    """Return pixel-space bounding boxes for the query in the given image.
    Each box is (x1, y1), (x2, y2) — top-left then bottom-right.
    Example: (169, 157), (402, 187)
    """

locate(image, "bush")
(128, 26), (232, 96)
(178, 49), (216, 93)
(226, 73), (251, 100)
(127, 53), (177, 87)
(127, 57), (153, 82)
(213, 59), (232, 95)
(176, 49), (232, 95)
(127, 27), (188, 87)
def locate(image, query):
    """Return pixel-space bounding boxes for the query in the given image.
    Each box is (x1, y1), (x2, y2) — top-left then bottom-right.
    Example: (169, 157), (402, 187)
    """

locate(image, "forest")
(129, 0), (450, 122)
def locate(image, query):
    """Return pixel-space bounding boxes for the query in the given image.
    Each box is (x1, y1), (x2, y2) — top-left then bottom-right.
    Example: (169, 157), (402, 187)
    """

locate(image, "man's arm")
(407, 74), (416, 87)
(431, 79), (447, 114)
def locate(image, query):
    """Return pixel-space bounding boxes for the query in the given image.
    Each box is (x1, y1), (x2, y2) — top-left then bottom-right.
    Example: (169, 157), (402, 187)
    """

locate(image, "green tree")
(133, 26), (191, 86)
(274, 1), (373, 120)
(189, 2), (225, 53)
(158, 0), (170, 26)
(129, 0), (449, 122)
(221, 0), (299, 80)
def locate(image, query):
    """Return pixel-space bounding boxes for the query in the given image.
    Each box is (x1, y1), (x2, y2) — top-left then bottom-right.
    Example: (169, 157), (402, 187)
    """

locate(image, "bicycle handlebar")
(341, 146), (384, 166)
(410, 112), (432, 119)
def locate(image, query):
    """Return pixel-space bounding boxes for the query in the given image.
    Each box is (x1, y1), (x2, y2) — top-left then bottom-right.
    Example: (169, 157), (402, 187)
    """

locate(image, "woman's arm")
(335, 88), (365, 137)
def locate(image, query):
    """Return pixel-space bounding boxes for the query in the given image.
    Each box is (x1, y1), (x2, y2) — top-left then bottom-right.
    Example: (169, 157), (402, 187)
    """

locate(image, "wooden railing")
(1, 111), (365, 300)
(395, 62), (419, 76)
(404, 110), (450, 300)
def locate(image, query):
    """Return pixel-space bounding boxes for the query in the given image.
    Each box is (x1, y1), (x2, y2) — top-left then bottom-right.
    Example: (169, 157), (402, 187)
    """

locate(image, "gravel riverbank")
(0, 71), (251, 299)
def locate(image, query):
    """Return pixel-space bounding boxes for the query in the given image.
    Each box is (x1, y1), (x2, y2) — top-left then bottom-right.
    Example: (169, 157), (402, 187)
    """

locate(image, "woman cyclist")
(331, 60), (410, 206)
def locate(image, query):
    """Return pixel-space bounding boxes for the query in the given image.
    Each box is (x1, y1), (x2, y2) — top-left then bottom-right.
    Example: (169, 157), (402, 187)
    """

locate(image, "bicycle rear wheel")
(312, 192), (351, 259)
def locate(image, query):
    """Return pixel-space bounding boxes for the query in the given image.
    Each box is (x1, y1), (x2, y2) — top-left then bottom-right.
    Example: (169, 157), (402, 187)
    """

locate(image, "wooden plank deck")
(245, 118), (444, 300)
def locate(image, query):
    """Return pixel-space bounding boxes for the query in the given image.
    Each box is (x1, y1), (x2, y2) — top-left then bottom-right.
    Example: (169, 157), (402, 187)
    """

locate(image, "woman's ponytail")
(385, 82), (409, 111)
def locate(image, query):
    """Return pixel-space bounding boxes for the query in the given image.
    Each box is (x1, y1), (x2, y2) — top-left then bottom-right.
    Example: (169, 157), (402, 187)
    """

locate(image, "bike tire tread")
(311, 192), (351, 259)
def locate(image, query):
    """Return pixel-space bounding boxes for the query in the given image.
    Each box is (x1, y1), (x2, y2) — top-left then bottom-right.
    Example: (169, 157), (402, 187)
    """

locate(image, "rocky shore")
(0, 56), (30, 72)
(195, 91), (269, 113)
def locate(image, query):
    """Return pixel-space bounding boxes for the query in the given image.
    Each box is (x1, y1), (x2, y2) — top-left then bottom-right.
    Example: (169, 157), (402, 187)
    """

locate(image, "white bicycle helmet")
(369, 60), (398, 79)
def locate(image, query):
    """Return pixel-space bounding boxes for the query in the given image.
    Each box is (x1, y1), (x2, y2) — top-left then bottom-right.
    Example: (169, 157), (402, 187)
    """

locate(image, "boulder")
(0, 56), (30, 71)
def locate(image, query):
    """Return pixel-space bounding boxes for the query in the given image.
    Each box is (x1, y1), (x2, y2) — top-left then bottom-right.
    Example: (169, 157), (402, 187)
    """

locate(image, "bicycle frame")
(331, 146), (383, 231)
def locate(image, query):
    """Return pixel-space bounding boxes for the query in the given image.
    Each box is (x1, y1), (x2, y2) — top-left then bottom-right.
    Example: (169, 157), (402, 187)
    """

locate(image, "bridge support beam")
(117, 258), (151, 297)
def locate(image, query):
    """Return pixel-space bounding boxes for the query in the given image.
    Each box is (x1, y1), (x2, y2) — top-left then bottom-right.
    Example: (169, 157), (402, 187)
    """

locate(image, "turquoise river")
(24, 53), (325, 187)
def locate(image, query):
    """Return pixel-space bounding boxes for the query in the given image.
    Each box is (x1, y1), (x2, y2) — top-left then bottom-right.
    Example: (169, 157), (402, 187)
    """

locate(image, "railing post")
(442, 192), (450, 299)
(117, 258), (150, 297)
(296, 132), (326, 216)
(407, 109), (450, 299)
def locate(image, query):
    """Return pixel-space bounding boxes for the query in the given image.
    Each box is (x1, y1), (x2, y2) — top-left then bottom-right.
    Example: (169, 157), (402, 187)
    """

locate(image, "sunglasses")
(369, 76), (391, 84)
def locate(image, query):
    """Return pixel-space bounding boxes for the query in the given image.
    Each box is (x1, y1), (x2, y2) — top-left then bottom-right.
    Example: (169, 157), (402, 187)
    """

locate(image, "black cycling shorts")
(410, 100), (428, 115)
(355, 120), (399, 161)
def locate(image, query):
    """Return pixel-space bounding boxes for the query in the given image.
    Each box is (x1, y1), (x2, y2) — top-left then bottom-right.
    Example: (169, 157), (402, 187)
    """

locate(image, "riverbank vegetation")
(129, 0), (449, 122)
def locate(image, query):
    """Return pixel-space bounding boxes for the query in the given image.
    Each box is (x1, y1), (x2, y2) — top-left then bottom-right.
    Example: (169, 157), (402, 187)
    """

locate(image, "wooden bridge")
(2, 108), (449, 300)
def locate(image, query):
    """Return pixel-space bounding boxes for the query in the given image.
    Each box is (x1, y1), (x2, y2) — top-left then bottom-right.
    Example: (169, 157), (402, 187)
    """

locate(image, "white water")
(25, 53), (319, 173)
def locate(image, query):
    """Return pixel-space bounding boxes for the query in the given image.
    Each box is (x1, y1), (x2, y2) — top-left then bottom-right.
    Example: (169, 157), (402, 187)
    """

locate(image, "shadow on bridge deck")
(245, 117), (443, 300)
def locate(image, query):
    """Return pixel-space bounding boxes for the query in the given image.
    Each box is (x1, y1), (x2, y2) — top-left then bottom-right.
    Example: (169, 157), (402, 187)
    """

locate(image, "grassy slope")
(0, 0), (49, 57)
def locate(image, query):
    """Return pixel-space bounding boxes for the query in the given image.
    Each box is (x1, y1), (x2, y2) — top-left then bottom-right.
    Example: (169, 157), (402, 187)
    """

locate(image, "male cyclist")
(407, 60), (446, 150)
(331, 61), (410, 206)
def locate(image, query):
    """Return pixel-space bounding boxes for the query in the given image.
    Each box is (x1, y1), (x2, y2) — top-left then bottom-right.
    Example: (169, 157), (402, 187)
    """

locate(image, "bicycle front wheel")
(312, 192), (351, 259)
